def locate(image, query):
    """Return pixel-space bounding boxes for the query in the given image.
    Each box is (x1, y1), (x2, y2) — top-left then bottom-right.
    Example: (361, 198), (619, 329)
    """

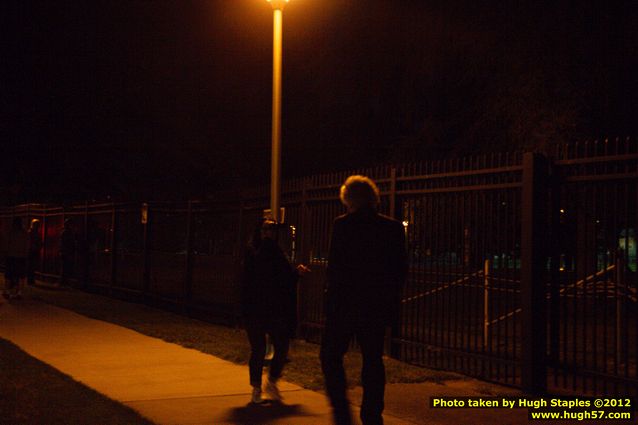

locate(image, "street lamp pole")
(268, 0), (288, 223)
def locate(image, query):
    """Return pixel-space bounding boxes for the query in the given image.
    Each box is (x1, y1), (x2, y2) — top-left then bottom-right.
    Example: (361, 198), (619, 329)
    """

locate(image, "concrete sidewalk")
(0, 298), (414, 425)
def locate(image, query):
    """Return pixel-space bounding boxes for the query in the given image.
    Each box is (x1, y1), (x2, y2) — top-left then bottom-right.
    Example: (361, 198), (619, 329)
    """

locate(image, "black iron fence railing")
(1, 138), (636, 397)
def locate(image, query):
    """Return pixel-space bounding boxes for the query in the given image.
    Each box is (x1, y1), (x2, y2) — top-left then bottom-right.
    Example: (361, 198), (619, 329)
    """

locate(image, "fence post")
(390, 166), (397, 218)
(548, 166), (562, 368)
(142, 203), (151, 302)
(300, 177), (312, 264)
(234, 200), (245, 327)
(110, 204), (117, 296)
(386, 166), (403, 357)
(296, 184), (309, 338)
(61, 209), (65, 281)
(183, 200), (194, 313)
(82, 201), (89, 289)
(41, 209), (47, 275)
(521, 152), (549, 393)
(615, 251), (626, 367)
(483, 259), (491, 349)
(235, 200), (244, 258)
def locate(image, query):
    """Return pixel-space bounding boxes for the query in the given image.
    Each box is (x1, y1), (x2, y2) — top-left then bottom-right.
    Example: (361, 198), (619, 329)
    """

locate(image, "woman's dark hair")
(248, 218), (277, 250)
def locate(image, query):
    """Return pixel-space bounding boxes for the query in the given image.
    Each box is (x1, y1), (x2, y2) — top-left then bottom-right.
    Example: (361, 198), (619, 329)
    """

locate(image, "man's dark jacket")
(326, 207), (407, 325)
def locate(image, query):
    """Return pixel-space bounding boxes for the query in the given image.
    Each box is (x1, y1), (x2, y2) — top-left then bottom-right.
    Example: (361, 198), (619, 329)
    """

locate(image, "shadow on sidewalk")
(224, 401), (318, 425)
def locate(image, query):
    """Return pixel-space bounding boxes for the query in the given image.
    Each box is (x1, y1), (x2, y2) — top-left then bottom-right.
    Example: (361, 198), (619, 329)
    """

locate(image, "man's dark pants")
(320, 312), (386, 425)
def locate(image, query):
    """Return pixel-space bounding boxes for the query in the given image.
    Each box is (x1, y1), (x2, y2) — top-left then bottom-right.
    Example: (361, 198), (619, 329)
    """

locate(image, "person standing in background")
(59, 219), (76, 287)
(4, 217), (29, 300)
(27, 219), (42, 285)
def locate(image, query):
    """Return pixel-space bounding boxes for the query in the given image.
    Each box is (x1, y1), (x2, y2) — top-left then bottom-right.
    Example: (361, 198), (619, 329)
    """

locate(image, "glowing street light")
(266, 0), (289, 223)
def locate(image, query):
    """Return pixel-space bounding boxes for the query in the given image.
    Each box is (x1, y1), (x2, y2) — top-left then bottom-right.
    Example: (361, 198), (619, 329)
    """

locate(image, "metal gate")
(1, 140), (636, 396)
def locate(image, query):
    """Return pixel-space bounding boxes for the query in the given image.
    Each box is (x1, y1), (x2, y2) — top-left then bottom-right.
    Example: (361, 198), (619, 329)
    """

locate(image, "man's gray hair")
(339, 175), (380, 211)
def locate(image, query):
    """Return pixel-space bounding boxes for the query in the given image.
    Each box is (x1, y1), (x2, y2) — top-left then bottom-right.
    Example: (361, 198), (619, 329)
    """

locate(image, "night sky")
(3, 1), (637, 203)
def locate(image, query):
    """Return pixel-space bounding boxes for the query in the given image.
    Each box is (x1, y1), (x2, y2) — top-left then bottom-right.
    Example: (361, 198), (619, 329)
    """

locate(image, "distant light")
(560, 209), (565, 214)
(402, 220), (409, 227)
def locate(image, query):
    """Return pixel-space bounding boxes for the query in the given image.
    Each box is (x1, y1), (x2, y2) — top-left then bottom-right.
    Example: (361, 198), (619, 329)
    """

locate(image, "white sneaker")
(265, 379), (282, 402)
(251, 386), (264, 404)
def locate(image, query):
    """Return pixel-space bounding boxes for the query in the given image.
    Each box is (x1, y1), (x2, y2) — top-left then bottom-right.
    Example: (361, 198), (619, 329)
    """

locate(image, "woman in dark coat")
(241, 219), (308, 404)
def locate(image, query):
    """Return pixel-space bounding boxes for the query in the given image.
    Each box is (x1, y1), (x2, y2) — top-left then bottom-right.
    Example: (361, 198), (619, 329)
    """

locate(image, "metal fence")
(549, 139), (638, 396)
(1, 139), (636, 397)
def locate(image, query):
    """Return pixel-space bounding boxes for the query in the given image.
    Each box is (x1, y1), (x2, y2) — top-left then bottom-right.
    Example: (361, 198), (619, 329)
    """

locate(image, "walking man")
(321, 175), (407, 425)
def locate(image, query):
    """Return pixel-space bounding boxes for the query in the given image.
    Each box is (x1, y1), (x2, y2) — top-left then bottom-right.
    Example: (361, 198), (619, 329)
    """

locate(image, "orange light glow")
(267, 0), (290, 10)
